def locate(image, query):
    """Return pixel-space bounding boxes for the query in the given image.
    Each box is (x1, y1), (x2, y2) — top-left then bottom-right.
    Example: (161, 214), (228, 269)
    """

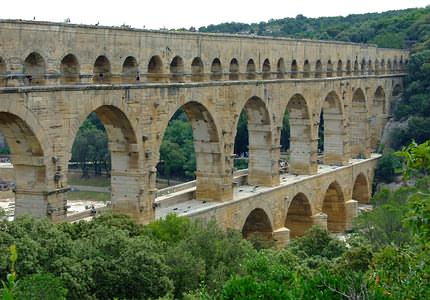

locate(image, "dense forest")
(1, 6), (430, 299)
(1, 141), (429, 299)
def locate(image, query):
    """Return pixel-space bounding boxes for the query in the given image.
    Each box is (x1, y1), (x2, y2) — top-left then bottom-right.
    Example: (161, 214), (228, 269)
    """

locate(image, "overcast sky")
(2, 0), (429, 30)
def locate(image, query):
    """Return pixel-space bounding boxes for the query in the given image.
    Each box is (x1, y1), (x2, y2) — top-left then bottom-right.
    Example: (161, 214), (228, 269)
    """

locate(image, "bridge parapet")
(0, 20), (408, 88)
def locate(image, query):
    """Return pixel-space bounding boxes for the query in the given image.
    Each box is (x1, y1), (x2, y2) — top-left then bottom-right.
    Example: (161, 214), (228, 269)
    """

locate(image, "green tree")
(14, 273), (67, 300)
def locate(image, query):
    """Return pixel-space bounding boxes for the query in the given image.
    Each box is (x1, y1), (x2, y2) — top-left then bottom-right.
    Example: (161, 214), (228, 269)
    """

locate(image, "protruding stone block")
(312, 212), (328, 230)
(273, 227), (290, 248)
(345, 199), (358, 230)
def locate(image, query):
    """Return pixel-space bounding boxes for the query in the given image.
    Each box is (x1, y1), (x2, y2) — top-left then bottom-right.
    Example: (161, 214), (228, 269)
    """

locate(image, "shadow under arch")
(322, 181), (346, 232)
(60, 53), (80, 84)
(285, 192), (314, 238)
(242, 208), (274, 246)
(24, 52), (46, 85)
(352, 173), (370, 204)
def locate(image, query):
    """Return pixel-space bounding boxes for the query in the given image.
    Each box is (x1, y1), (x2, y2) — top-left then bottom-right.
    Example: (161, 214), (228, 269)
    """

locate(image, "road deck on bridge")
(155, 154), (380, 219)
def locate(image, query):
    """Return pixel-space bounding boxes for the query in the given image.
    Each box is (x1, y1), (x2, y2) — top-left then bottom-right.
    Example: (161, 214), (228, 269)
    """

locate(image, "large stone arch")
(370, 86), (386, 150)
(159, 100), (229, 201)
(242, 208), (274, 242)
(285, 94), (316, 174)
(234, 96), (278, 186)
(68, 102), (142, 218)
(350, 88), (370, 158)
(285, 192), (314, 237)
(352, 173), (370, 204)
(322, 181), (346, 232)
(319, 91), (348, 165)
(0, 105), (53, 218)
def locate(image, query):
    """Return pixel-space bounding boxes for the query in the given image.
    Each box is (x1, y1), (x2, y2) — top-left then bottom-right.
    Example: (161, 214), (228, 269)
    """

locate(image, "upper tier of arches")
(0, 52), (408, 86)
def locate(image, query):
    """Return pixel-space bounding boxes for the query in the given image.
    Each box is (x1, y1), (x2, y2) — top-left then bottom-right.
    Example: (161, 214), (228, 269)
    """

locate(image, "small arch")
(61, 54), (80, 84)
(387, 59), (392, 74)
(210, 58), (223, 81)
(326, 60), (333, 77)
(0, 57), (7, 86)
(170, 56), (185, 82)
(303, 60), (310, 78)
(93, 55), (111, 83)
(322, 181), (346, 232)
(315, 60), (323, 78)
(374, 86), (386, 114)
(374, 59), (380, 75)
(229, 58), (239, 80)
(262, 58), (271, 79)
(367, 59), (373, 75)
(277, 58), (285, 79)
(246, 58), (256, 80)
(336, 60), (343, 76)
(290, 59), (298, 78)
(242, 208), (273, 242)
(353, 173), (370, 204)
(148, 55), (164, 82)
(399, 57), (404, 71)
(392, 84), (402, 97)
(353, 59), (359, 75)
(360, 59), (366, 75)
(380, 59), (386, 74)
(346, 59), (352, 75)
(393, 59), (398, 72)
(286, 193), (313, 237)
(24, 52), (46, 85)
(191, 57), (204, 82)
(122, 56), (139, 83)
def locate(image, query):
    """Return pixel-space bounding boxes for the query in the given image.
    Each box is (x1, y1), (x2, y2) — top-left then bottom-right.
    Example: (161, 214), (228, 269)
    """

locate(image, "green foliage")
(71, 113), (110, 178)
(288, 226), (346, 261)
(374, 150), (402, 183)
(14, 273), (67, 300)
(199, 7), (430, 49)
(159, 110), (196, 180)
(234, 110), (248, 156)
(1, 245), (17, 300)
(354, 186), (414, 248)
(0, 147), (9, 155)
(397, 140), (430, 179)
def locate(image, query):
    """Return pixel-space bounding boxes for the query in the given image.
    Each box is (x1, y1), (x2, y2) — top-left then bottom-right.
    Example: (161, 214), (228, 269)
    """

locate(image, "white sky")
(1, 0), (429, 30)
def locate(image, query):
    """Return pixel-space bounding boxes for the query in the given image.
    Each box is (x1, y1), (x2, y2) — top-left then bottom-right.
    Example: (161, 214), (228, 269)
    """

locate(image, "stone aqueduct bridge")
(0, 21), (408, 244)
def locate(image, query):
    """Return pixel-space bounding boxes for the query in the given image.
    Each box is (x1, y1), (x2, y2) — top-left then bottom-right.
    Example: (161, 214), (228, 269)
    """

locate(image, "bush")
(14, 272), (67, 300)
